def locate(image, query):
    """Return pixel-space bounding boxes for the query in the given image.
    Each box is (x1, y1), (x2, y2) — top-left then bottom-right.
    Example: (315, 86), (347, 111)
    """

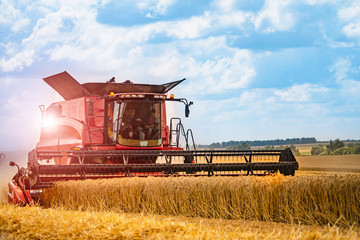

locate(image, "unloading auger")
(8, 71), (298, 205)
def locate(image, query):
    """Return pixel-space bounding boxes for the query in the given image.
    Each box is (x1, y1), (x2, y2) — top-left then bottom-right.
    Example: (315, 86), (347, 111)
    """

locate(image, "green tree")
(326, 139), (345, 153)
(289, 145), (300, 156)
(264, 145), (275, 150)
(331, 147), (352, 155)
(227, 142), (251, 150)
(311, 145), (326, 155)
(353, 144), (360, 154)
(348, 143), (360, 154)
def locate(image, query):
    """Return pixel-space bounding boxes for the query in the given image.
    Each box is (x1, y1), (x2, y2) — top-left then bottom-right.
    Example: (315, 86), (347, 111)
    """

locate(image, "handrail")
(169, 117), (197, 163)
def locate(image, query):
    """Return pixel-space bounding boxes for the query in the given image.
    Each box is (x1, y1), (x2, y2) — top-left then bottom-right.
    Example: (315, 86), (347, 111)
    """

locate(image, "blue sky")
(0, 0), (360, 150)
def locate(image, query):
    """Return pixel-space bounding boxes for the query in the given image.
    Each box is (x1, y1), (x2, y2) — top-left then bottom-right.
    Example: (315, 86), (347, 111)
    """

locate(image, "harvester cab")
(8, 71), (299, 205)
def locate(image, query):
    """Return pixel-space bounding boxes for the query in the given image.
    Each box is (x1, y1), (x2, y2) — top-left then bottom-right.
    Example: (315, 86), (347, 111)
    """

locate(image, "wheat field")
(40, 174), (360, 227)
(0, 204), (359, 240)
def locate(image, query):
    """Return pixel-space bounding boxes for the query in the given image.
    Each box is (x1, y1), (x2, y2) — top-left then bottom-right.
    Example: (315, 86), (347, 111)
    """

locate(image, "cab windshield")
(108, 100), (162, 147)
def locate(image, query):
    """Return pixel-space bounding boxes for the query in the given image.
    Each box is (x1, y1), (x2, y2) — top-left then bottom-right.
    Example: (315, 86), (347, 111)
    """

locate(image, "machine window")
(112, 101), (162, 147)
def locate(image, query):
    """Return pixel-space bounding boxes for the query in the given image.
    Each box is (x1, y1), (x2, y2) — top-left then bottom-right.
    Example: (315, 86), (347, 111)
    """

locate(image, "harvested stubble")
(41, 174), (360, 227)
(0, 204), (359, 240)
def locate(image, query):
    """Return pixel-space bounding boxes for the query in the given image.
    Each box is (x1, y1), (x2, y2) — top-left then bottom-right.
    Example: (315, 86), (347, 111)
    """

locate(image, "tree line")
(311, 139), (360, 155)
(225, 142), (300, 155)
(197, 138), (360, 156)
(198, 137), (317, 149)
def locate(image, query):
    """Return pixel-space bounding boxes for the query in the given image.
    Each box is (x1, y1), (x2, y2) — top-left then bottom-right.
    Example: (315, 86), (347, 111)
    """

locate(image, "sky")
(0, 0), (360, 151)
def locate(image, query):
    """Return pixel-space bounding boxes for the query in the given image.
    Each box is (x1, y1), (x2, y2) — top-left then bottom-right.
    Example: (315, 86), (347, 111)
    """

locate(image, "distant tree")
(348, 143), (360, 154)
(331, 147), (352, 155)
(210, 142), (221, 148)
(311, 145), (326, 155)
(227, 142), (251, 150)
(289, 145), (300, 156)
(326, 139), (345, 153)
(353, 144), (360, 154)
(207, 138), (317, 148)
(264, 145), (275, 150)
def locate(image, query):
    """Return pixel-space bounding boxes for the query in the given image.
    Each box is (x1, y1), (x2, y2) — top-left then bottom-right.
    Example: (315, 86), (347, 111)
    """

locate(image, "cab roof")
(43, 71), (185, 100)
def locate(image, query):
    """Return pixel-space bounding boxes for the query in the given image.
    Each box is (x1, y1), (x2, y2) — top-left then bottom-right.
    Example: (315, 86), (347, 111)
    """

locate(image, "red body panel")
(36, 97), (105, 151)
(8, 181), (32, 205)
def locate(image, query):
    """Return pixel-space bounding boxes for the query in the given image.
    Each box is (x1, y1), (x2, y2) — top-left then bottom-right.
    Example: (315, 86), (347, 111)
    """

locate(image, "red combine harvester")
(8, 71), (298, 205)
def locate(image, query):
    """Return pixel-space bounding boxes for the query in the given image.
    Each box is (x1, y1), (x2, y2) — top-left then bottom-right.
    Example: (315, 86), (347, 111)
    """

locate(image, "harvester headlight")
(119, 94), (145, 98)
(43, 116), (57, 130)
(154, 95), (166, 99)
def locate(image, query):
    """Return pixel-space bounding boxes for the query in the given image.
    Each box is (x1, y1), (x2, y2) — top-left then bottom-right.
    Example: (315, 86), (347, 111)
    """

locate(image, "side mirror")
(185, 101), (193, 118)
(185, 105), (190, 118)
(9, 161), (20, 172)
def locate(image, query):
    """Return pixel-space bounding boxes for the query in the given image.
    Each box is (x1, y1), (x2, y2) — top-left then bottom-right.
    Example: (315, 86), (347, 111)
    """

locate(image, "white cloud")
(338, 2), (360, 22)
(216, 10), (253, 29)
(329, 57), (351, 82)
(304, 0), (336, 5)
(212, 0), (236, 12)
(274, 84), (328, 103)
(11, 17), (31, 32)
(340, 79), (360, 96)
(338, 2), (360, 40)
(190, 83), (333, 143)
(22, 7), (89, 50)
(178, 49), (256, 94)
(0, 0), (303, 73)
(207, 50), (256, 92)
(0, 0), (31, 32)
(254, 0), (295, 33)
(236, 90), (260, 107)
(329, 57), (360, 99)
(137, 0), (177, 18)
(166, 12), (212, 39)
(0, 0), (109, 72)
(0, 49), (35, 72)
(4, 96), (20, 110)
(342, 22), (360, 38)
(0, 2), (255, 93)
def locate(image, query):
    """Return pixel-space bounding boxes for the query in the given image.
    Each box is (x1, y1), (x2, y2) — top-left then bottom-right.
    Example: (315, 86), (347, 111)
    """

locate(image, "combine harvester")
(8, 72), (298, 205)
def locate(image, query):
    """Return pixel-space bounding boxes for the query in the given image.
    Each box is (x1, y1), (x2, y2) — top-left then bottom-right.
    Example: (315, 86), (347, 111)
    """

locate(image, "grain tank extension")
(8, 71), (298, 205)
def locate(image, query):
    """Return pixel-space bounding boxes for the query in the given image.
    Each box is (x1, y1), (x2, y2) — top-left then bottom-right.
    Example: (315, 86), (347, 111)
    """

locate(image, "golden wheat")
(0, 204), (359, 240)
(40, 174), (360, 227)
